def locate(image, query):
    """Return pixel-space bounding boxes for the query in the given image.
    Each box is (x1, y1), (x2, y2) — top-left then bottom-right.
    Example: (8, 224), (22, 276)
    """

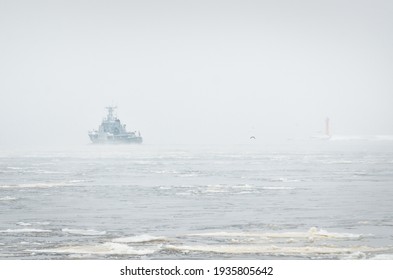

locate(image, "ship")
(88, 106), (143, 144)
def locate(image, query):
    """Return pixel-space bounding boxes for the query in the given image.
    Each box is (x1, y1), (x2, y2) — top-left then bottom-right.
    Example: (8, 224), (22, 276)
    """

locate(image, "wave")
(177, 229), (381, 259)
(270, 178), (300, 183)
(232, 184), (255, 189)
(16, 221), (51, 226)
(6, 167), (23, 170)
(0, 228), (52, 233)
(36, 221), (51, 225)
(112, 234), (167, 243)
(3, 167), (68, 174)
(26, 170), (68, 174)
(62, 228), (106, 236)
(0, 196), (18, 201)
(16, 222), (32, 226)
(188, 227), (363, 240)
(178, 173), (198, 177)
(159, 186), (172, 190)
(173, 184), (297, 196)
(165, 244), (384, 257)
(261, 186), (296, 190)
(33, 242), (157, 256)
(180, 228), (377, 258)
(324, 160), (353, 164)
(0, 181), (83, 189)
(69, 180), (89, 184)
(370, 254), (393, 260)
(204, 184), (256, 193)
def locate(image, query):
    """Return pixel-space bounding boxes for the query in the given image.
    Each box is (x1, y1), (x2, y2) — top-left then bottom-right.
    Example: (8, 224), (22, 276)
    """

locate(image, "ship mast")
(105, 106), (117, 121)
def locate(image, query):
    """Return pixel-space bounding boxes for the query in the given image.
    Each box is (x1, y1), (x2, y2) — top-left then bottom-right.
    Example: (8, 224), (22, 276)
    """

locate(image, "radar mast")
(105, 106), (117, 121)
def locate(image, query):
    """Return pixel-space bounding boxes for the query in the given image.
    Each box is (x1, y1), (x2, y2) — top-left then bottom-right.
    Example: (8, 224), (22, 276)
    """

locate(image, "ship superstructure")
(88, 106), (142, 144)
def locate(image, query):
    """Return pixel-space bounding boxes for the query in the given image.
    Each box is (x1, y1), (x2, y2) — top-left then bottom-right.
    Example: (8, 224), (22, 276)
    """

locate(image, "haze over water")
(1, 0), (393, 147)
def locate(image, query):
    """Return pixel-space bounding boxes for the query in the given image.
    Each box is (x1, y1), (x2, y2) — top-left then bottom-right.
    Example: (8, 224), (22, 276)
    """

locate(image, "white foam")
(179, 174), (198, 177)
(112, 234), (166, 243)
(206, 184), (225, 189)
(201, 184), (256, 194)
(175, 192), (192, 196)
(17, 221), (51, 226)
(270, 178), (299, 182)
(159, 186), (173, 191)
(0, 196), (17, 201)
(62, 228), (106, 236)
(232, 184), (255, 189)
(203, 185), (227, 193)
(69, 180), (88, 184)
(309, 228), (363, 239)
(370, 254), (393, 260)
(188, 227), (362, 240)
(204, 189), (227, 193)
(324, 160), (354, 164)
(24, 170), (68, 174)
(6, 167), (23, 170)
(0, 182), (73, 189)
(33, 242), (157, 255)
(261, 186), (296, 190)
(357, 221), (370, 225)
(166, 244), (383, 256)
(0, 228), (52, 233)
(17, 222), (32, 226)
(341, 251), (367, 259)
(36, 222), (51, 225)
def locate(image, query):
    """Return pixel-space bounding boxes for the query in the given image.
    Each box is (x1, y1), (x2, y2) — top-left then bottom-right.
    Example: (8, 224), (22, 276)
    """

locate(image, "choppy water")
(1, 141), (393, 259)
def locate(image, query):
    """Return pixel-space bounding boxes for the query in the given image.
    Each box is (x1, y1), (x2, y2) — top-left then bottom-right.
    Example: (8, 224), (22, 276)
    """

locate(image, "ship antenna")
(105, 106), (117, 121)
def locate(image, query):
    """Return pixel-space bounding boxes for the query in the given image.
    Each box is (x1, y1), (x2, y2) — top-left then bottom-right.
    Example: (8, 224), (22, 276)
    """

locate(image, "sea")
(1, 139), (393, 260)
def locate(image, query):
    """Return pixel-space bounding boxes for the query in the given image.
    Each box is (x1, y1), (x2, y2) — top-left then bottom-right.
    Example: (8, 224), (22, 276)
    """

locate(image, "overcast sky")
(0, 0), (392, 147)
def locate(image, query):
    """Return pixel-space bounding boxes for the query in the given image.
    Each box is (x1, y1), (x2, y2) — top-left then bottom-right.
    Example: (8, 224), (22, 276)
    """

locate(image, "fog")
(1, 0), (392, 147)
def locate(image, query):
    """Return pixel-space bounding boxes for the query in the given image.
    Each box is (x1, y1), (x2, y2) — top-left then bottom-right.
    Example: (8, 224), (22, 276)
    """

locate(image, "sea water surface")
(1, 141), (393, 259)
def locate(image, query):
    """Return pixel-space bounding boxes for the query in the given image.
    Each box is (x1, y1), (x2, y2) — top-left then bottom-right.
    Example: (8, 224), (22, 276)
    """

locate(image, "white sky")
(0, 0), (392, 147)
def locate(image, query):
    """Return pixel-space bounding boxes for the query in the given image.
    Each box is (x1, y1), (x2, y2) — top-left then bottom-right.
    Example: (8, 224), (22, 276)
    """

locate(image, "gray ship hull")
(89, 133), (143, 144)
